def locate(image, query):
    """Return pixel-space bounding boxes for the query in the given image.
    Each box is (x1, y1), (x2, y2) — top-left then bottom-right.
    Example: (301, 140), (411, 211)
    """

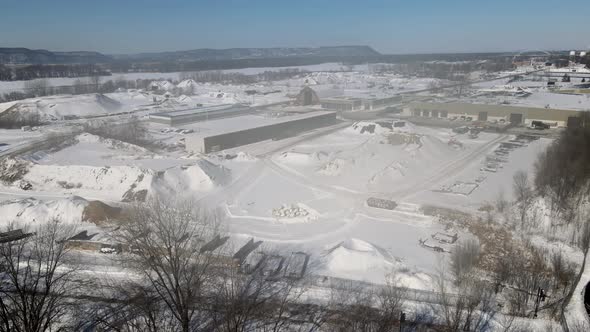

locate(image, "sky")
(1, 0), (589, 55)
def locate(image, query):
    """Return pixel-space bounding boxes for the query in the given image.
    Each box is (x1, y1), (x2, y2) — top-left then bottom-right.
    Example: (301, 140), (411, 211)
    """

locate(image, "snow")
(320, 238), (397, 283)
(1, 94), (124, 120)
(0, 196), (88, 226)
(0, 130), (232, 201)
(0, 65), (577, 318)
(149, 80), (176, 91)
(10, 160), (229, 202)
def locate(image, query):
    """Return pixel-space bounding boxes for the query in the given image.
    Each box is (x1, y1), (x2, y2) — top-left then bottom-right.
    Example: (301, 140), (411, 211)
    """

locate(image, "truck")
(531, 120), (550, 130)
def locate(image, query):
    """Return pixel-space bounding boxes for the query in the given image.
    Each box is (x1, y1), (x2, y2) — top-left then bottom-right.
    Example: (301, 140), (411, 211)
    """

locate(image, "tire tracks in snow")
(389, 134), (508, 200)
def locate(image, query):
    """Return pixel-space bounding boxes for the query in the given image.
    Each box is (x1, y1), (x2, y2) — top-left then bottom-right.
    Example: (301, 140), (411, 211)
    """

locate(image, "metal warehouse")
(149, 104), (252, 126)
(321, 97), (364, 111)
(320, 94), (402, 112)
(404, 102), (583, 127)
(185, 111), (338, 153)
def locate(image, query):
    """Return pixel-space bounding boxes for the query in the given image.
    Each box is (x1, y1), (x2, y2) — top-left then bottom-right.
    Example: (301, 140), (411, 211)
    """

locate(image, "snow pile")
(271, 203), (319, 224)
(104, 91), (149, 106)
(369, 163), (406, 184)
(1, 94), (122, 120)
(0, 101), (17, 115)
(385, 132), (422, 146)
(279, 151), (328, 165)
(348, 121), (394, 135)
(177, 95), (193, 103)
(0, 196), (88, 226)
(75, 133), (150, 154)
(0, 158), (30, 183)
(154, 160), (231, 196)
(1, 155), (231, 201)
(177, 79), (197, 89)
(317, 158), (350, 176)
(149, 80), (176, 91)
(321, 238), (396, 282)
(24, 165), (153, 200)
(234, 152), (257, 162)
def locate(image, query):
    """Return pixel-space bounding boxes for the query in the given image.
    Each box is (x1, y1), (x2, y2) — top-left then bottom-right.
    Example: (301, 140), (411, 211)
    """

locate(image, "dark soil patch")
(82, 200), (123, 225)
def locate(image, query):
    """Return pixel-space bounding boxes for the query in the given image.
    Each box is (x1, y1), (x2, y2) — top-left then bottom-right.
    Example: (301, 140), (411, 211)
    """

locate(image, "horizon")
(1, 0), (589, 54)
(0, 45), (585, 57)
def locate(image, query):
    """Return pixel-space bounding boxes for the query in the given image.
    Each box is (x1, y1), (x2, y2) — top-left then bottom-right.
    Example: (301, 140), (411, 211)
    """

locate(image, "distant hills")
(0, 46), (381, 65)
(113, 46), (381, 62)
(0, 48), (112, 65)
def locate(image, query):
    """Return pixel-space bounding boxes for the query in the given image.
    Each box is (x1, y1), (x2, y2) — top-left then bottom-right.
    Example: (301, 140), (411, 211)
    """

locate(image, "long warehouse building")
(404, 102), (584, 127)
(149, 104), (252, 126)
(185, 111), (338, 153)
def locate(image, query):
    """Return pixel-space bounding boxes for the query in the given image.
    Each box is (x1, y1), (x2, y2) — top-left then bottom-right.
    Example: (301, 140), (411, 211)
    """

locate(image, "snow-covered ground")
(0, 112), (553, 290)
(0, 62), (359, 94)
(0, 66), (581, 301)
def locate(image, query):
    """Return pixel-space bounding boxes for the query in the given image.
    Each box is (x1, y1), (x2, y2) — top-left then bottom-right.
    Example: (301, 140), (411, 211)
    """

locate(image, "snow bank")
(279, 151), (328, 165)
(149, 80), (175, 91)
(177, 79), (197, 89)
(1, 94), (123, 120)
(348, 121), (394, 135)
(177, 95), (193, 103)
(317, 158), (350, 176)
(24, 164), (152, 199)
(234, 152), (257, 162)
(75, 133), (150, 154)
(154, 159), (231, 196)
(0, 196), (88, 226)
(320, 238), (396, 283)
(2, 157), (231, 201)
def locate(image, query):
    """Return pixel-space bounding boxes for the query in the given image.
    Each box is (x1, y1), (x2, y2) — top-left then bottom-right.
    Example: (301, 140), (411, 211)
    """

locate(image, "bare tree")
(450, 238), (480, 284)
(323, 272), (407, 332)
(72, 79), (87, 95)
(24, 79), (50, 97)
(83, 117), (150, 147)
(89, 74), (102, 93)
(561, 221), (590, 317)
(0, 220), (77, 332)
(374, 271), (407, 331)
(79, 281), (177, 332)
(117, 197), (223, 332)
(513, 170), (533, 228)
(207, 257), (313, 332)
(495, 189), (509, 214)
(327, 283), (378, 332)
(434, 269), (497, 332)
(534, 112), (590, 220)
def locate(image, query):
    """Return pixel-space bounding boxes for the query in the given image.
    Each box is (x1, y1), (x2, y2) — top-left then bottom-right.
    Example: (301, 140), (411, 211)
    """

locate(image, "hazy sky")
(1, 0), (588, 54)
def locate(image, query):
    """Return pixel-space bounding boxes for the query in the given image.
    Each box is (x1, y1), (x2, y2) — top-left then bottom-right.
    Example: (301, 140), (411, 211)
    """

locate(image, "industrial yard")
(0, 61), (573, 282)
(0, 55), (589, 330)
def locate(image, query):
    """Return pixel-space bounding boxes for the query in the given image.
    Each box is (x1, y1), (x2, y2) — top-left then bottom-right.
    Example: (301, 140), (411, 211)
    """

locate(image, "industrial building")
(185, 111), (337, 153)
(320, 96), (363, 111)
(149, 104), (252, 126)
(404, 102), (583, 127)
(320, 93), (402, 111)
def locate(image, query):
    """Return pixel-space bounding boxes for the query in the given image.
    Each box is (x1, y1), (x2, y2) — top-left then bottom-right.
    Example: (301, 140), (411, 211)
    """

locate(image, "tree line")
(0, 64), (109, 81)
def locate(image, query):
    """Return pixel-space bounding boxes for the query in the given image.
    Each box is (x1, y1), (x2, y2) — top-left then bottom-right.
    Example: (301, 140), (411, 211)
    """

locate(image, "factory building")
(320, 94), (402, 111)
(185, 111), (338, 153)
(404, 102), (583, 127)
(149, 104), (252, 126)
(320, 97), (363, 111)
